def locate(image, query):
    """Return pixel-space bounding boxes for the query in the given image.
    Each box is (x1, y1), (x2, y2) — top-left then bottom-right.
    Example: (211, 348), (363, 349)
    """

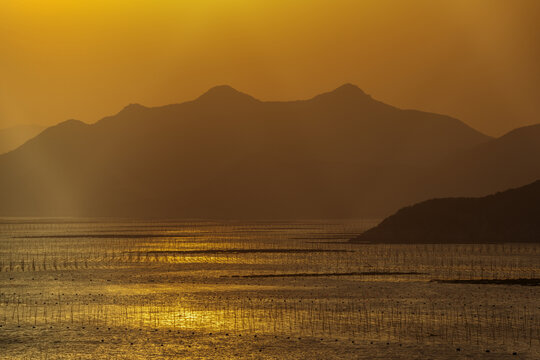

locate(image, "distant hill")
(413, 124), (540, 199)
(0, 84), (495, 218)
(351, 180), (540, 243)
(0, 124), (45, 154)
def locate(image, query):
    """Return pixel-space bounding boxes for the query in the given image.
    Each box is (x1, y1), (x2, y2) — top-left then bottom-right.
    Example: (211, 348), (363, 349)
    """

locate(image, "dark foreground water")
(0, 219), (539, 359)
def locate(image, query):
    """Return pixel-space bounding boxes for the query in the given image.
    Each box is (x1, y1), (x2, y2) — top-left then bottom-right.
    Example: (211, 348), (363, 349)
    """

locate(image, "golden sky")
(1, 0), (539, 136)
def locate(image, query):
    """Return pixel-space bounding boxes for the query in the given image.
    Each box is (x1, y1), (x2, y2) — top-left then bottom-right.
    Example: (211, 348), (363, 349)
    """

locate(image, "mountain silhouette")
(0, 84), (498, 218)
(0, 124), (45, 155)
(403, 123), (540, 203)
(351, 180), (540, 243)
(195, 85), (259, 105)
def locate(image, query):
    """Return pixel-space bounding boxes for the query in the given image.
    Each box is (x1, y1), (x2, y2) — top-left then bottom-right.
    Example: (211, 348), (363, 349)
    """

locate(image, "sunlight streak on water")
(0, 219), (539, 359)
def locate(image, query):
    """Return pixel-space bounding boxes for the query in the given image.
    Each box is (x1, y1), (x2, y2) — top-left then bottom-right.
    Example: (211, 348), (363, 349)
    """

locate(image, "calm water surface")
(0, 219), (539, 359)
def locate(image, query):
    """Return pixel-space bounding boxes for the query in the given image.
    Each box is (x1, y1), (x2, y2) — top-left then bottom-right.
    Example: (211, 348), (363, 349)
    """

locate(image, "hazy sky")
(1, 0), (539, 136)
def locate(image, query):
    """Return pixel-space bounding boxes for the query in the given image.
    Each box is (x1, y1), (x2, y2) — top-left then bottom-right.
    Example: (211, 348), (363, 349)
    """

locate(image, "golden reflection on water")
(0, 220), (539, 359)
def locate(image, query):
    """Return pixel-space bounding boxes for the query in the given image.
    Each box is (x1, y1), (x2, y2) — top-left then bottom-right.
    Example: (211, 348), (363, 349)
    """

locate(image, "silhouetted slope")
(351, 180), (540, 243)
(0, 124), (45, 154)
(403, 124), (540, 204)
(0, 84), (491, 218)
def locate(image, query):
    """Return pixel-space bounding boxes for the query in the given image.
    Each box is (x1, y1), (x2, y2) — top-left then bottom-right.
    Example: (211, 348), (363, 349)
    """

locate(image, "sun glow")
(1, 1), (540, 134)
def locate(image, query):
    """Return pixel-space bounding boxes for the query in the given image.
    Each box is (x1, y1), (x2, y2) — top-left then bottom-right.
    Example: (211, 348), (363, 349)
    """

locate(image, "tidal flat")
(0, 219), (539, 359)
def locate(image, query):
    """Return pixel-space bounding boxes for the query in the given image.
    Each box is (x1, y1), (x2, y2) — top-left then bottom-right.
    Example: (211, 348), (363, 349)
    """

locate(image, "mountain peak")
(57, 119), (87, 127)
(335, 83), (365, 92)
(329, 83), (369, 96)
(196, 85), (259, 104)
(312, 83), (371, 102)
(122, 103), (147, 111)
(114, 103), (149, 118)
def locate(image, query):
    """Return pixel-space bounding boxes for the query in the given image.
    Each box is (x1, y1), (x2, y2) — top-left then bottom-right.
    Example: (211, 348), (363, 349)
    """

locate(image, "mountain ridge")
(0, 84), (529, 219)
